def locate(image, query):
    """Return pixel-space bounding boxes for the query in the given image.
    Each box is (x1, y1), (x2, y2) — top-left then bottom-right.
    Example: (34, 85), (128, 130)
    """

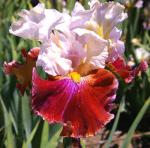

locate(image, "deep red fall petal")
(32, 68), (118, 137)
(3, 47), (40, 94)
(107, 57), (148, 83)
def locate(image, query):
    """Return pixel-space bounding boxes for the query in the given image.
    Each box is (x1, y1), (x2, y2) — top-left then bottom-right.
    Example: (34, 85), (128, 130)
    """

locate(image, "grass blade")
(45, 124), (62, 148)
(0, 96), (16, 148)
(9, 111), (18, 134)
(105, 96), (125, 148)
(67, 0), (75, 12)
(121, 98), (150, 148)
(22, 121), (40, 148)
(22, 94), (32, 138)
(40, 121), (49, 148)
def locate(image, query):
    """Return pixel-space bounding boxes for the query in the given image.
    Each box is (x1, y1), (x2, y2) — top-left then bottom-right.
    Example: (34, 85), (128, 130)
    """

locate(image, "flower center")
(69, 72), (81, 83)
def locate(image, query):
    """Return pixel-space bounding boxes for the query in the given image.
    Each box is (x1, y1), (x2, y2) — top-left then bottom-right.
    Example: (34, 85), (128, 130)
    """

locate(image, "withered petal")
(3, 47), (40, 94)
(107, 57), (148, 83)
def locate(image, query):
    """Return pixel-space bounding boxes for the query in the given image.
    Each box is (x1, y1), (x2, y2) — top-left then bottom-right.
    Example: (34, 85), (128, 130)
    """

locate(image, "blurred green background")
(0, 0), (150, 147)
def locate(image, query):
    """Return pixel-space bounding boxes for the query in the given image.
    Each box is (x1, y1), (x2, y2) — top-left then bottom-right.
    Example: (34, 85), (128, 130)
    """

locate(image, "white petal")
(73, 27), (105, 42)
(70, 3), (93, 30)
(55, 12), (71, 36)
(9, 3), (63, 41)
(51, 31), (86, 68)
(70, 1), (127, 42)
(36, 31), (86, 76)
(95, 2), (127, 34)
(135, 48), (150, 61)
(88, 0), (100, 9)
(107, 40), (125, 62)
(86, 36), (108, 68)
(77, 48), (108, 75)
(73, 28), (108, 75)
(36, 41), (72, 76)
(69, 40), (86, 68)
(109, 27), (122, 41)
(72, 2), (85, 16)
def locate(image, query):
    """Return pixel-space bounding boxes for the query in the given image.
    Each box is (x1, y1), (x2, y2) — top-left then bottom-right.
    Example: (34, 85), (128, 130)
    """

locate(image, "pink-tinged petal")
(36, 33), (73, 76)
(73, 28), (108, 75)
(93, 1), (128, 35)
(71, 1), (127, 39)
(135, 0), (143, 9)
(9, 3), (63, 41)
(3, 47), (40, 94)
(70, 2), (94, 30)
(107, 40), (125, 62)
(32, 68), (118, 137)
(107, 57), (148, 83)
(109, 27), (122, 41)
(72, 2), (85, 15)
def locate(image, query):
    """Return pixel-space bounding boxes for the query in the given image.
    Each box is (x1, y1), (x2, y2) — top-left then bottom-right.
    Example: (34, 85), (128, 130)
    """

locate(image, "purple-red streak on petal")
(32, 68), (118, 137)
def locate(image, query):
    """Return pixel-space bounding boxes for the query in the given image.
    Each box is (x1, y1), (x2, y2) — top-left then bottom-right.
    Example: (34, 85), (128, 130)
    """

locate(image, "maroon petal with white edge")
(32, 68), (118, 137)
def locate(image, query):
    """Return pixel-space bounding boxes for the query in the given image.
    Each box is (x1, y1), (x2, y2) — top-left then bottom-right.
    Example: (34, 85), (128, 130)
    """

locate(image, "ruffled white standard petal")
(109, 27), (122, 41)
(71, 1), (127, 36)
(107, 40), (125, 62)
(72, 2), (85, 15)
(55, 12), (71, 37)
(36, 40), (72, 76)
(36, 31), (86, 76)
(88, 0), (101, 9)
(70, 2), (94, 30)
(106, 27), (125, 62)
(73, 28), (108, 75)
(70, 1), (127, 65)
(9, 3), (63, 41)
(92, 1), (128, 35)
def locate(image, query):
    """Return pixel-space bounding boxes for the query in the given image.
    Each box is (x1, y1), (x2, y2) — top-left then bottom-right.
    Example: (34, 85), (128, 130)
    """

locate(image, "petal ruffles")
(32, 68), (118, 137)
(9, 3), (63, 41)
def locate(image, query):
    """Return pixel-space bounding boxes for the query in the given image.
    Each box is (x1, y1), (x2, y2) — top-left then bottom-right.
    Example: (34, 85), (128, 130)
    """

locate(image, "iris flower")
(4, 0), (147, 138)
(70, 0), (127, 63)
